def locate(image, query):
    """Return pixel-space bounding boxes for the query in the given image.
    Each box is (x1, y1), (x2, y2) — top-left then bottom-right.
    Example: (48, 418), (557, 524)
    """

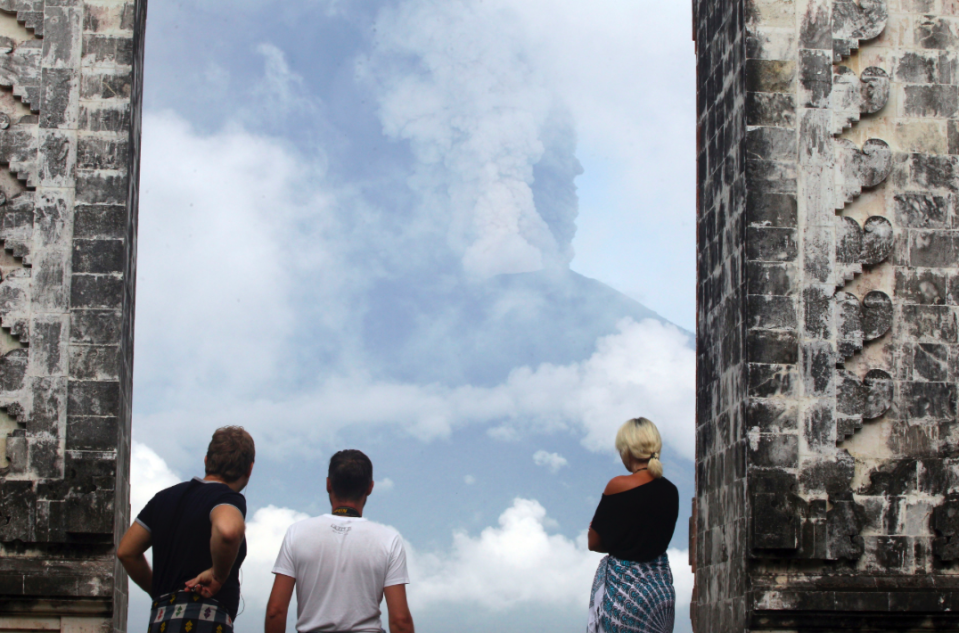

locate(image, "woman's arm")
(588, 526), (608, 553)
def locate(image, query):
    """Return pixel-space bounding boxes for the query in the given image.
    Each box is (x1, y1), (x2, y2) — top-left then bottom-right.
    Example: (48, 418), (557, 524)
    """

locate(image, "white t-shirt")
(272, 514), (410, 633)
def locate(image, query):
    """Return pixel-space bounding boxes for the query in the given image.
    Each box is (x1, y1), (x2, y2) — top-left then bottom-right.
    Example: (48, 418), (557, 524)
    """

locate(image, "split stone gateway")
(695, 0), (959, 630)
(0, 1), (146, 633)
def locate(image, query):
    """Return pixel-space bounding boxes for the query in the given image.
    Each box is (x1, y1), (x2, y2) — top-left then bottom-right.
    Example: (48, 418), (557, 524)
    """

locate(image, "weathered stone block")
(68, 345), (119, 380)
(895, 192), (949, 228)
(67, 380), (119, 416)
(800, 49), (832, 108)
(66, 415), (117, 451)
(901, 304), (958, 343)
(746, 60), (797, 93)
(747, 261), (796, 295)
(30, 318), (63, 375)
(23, 574), (80, 597)
(746, 398), (798, 433)
(896, 51), (939, 83)
(747, 329), (799, 364)
(77, 136), (128, 170)
(70, 274), (122, 308)
(908, 154), (957, 191)
(916, 16), (959, 50)
(70, 309), (121, 344)
(746, 159), (798, 194)
(902, 382), (959, 420)
(72, 239), (123, 274)
(752, 492), (799, 549)
(746, 192), (797, 227)
(746, 92), (796, 127)
(749, 433), (799, 468)
(75, 170), (128, 205)
(909, 230), (958, 268)
(39, 67), (79, 129)
(747, 295), (797, 329)
(746, 226), (798, 261)
(904, 85), (959, 118)
(73, 204), (126, 238)
(748, 363), (797, 398)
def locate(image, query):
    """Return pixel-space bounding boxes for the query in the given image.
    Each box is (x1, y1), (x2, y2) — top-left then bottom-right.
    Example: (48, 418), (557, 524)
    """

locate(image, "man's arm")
(117, 522), (153, 593)
(185, 504), (246, 597)
(384, 584), (414, 633)
(264, 574), (295, 633)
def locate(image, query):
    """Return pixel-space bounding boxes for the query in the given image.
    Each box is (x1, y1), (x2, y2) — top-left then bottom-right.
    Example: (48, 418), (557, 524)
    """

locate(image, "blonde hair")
(615, 417), (664, 479)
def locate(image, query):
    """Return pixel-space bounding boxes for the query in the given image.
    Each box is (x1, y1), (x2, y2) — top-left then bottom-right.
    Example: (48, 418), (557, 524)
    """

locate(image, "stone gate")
(0, 1), (145, 633)
(695, 0), (959, 630)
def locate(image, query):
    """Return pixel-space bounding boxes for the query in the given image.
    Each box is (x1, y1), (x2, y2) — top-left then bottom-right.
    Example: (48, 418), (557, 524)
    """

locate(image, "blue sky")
(128, 1), (697, 631)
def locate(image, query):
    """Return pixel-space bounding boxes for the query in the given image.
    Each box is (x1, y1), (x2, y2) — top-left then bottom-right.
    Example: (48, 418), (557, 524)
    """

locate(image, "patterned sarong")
(587, 554), (675, 633)
(148, 591), (234, 633)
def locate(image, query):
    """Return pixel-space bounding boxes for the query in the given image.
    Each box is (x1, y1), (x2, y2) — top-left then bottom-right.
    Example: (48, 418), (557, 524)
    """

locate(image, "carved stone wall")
(696, 0), (959, 630)
(0, 2), (145, 633)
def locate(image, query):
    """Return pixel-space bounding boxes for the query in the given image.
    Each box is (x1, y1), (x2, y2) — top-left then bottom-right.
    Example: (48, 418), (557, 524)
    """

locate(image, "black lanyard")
(332, 506), (361, 518)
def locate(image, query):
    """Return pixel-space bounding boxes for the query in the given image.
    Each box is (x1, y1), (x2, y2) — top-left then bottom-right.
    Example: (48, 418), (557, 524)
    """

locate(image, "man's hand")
(184, 568), (224, 598)
(265, 574), (296, 633)
(384, 584), (414, 633)
(117, 522), (153, 593)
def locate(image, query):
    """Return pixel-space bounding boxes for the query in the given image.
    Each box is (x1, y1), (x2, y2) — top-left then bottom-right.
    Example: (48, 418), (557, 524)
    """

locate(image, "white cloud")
(130, 441), (181, 518)
(138, 317), (694, 464)
(532, 450), (568, 473)
(407, 497), (693, 612)
(377, 477), (395, 492)
(242, 505), (311, 608)
(254, 43), (319, 116)
(464, 475), (476, 485)
(138, 317), (694, 465)
(135, 111), (353, 419)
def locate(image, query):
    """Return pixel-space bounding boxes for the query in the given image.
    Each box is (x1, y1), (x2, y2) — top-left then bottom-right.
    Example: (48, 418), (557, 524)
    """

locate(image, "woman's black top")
(590, 477), (679, 563)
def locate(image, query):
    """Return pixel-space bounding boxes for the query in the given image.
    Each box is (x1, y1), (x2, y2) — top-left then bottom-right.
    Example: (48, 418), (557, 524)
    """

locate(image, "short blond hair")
(615, 417), (664, 478)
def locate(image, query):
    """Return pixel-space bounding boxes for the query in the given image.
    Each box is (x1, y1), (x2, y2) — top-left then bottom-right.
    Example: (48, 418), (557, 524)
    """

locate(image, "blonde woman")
(587, 418), (679, 633)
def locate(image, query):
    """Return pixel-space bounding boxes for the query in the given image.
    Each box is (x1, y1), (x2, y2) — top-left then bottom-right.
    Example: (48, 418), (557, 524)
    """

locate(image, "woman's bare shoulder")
(603, 475), (634, 495)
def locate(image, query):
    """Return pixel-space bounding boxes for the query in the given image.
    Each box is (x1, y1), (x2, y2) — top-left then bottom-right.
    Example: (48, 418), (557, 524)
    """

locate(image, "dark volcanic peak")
(362, 268), (687, 387)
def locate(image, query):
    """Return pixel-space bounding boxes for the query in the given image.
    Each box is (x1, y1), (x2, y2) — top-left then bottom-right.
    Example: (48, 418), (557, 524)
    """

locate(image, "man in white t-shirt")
(265, 450), (414, 633)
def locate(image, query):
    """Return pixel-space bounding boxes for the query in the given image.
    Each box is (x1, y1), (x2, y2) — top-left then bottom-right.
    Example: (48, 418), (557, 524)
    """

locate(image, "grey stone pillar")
(0, 1), (145, 633)
(696, 0), (959, 630)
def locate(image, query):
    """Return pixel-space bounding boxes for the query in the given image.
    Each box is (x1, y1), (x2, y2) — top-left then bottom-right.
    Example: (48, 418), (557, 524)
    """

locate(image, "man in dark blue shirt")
(117, 427), (256, 633)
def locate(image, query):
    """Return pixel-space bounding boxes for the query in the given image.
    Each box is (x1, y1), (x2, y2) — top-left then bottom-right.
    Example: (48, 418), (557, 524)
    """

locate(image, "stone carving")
(836, 369), (893, 440)
(0, 40), (41, 112)
(861, 291), (892, 341)
(832, 0), (888, 61)
(834, 138), (892, 209)
(837, 290), (894, 357)
(832, 66), (890, 133)
(835, 215), (893, 285)
(0, 0), (45, 36)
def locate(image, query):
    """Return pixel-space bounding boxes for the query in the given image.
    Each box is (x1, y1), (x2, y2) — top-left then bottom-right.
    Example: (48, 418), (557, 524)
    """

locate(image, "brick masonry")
(0, 1), (145, 632)
(696, 0), (959, 630)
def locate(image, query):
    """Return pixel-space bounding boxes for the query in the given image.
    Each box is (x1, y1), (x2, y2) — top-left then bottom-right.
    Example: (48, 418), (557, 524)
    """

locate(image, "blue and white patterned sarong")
(587, 554), (675, 633)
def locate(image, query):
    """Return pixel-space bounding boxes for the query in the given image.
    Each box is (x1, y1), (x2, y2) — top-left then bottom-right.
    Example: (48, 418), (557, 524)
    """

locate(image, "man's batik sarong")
(587, 553), (675, 633)
(148, 591), (234, 633)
